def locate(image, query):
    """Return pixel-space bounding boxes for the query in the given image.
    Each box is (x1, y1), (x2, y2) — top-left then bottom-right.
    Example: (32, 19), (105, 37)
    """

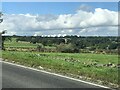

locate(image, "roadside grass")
(2, 51), (118, 87)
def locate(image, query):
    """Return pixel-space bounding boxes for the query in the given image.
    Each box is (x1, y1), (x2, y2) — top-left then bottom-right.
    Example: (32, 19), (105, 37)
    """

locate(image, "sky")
(0, 2), (118, 36)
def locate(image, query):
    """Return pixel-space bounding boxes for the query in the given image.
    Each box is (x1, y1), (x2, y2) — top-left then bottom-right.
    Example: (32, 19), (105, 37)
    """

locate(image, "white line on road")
(2, 61), (111, 89)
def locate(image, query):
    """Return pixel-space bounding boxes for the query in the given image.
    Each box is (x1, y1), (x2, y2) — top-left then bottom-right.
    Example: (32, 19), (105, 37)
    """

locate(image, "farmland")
(1, 36), (119, 88)
(4, 38), (38, 48)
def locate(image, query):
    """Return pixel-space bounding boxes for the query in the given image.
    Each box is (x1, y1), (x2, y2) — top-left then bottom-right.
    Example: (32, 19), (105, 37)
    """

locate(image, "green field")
(5, 40), (37, 48)
(4, 38), (55, 49)
(2, 51), (119, 87)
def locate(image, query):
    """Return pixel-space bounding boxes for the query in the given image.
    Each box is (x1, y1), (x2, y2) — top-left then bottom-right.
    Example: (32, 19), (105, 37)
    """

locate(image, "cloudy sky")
(0, 2), (118, 36)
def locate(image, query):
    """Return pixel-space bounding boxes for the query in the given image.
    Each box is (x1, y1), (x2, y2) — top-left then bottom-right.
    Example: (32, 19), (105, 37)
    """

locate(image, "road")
(2, 61), (110, 89)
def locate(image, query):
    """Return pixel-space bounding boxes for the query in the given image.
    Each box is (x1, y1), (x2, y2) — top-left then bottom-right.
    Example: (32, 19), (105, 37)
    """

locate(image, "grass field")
(5, 41), (37, 48)
(4, 38), (55, 49)
(2, 51), (119, 87)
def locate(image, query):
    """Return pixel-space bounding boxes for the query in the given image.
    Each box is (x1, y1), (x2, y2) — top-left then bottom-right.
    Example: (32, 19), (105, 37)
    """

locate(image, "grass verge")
(2, 51), (119, 88)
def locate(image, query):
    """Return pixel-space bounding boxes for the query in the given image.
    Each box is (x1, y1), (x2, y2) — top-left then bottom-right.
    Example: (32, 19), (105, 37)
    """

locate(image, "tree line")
(3, 35), (119, 54)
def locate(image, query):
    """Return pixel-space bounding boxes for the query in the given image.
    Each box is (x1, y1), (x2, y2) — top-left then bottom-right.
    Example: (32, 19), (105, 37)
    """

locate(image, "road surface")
(2, 61), (110, 89)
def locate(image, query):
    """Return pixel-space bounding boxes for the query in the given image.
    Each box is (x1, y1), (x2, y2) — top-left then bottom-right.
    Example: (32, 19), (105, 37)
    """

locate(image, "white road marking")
(2, 61), (111, 89)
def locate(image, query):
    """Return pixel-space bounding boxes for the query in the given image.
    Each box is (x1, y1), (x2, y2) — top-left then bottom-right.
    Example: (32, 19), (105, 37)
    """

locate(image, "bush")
(37, 44), (44, 52)
(57, 43), (79, 53)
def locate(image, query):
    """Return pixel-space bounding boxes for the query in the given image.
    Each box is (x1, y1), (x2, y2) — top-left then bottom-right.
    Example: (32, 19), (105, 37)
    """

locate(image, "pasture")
(4, 38), (37, 48)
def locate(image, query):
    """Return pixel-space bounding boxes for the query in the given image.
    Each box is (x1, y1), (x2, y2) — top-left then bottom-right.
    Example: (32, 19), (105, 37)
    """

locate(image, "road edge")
(1, 60), (112, 89)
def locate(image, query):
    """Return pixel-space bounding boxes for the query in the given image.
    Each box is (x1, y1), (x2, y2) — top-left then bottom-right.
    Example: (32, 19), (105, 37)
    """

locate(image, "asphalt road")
(2, 62), (110, 89)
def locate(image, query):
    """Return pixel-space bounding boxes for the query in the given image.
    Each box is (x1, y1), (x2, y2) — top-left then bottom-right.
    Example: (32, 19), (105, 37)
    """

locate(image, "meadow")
(4, 38), (37, 48)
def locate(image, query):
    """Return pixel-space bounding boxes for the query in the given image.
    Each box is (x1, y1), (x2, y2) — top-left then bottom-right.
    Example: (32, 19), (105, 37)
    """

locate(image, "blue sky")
(2, 2), (118, 14)
(0, 2), (118, 36)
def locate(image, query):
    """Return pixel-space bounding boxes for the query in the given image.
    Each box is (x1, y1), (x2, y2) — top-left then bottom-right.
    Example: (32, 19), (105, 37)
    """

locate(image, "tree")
(0, 12), (6, 50)
(57, 43), (79, 53)
(37, 44), (44, 52)
(1, 31), (7, 50)
(0, 12), (3, 23)
(0, 12), (3, 50)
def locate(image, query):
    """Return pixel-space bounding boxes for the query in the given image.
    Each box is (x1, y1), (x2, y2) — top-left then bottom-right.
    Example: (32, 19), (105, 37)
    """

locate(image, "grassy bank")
(2, 51), (119, 88)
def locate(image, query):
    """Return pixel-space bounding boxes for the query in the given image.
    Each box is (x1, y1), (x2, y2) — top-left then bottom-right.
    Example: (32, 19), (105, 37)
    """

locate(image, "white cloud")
(76, 4), (92, 12)
(0, 8), (118, 36)
(68, 29), (73, 33)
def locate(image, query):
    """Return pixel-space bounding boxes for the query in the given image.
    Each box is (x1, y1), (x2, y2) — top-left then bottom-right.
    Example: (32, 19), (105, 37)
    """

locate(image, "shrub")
(57, 43), (79, 53)
(37, 44), (44, 52)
